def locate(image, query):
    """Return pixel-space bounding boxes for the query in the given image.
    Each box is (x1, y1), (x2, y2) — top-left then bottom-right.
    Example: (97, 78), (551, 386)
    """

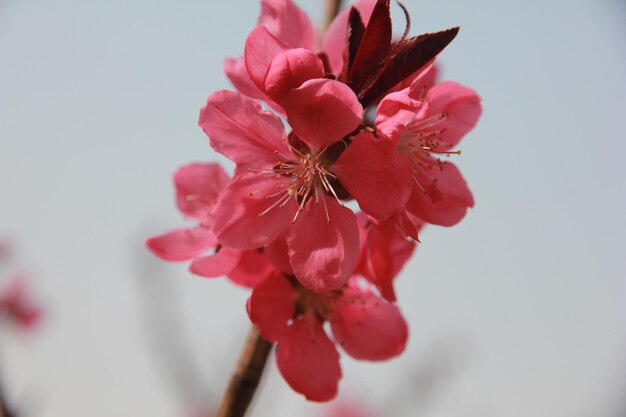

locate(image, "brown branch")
(213, 326), (273, 417)
(322, 0), (344, 33)
(0, 385), (15, 417)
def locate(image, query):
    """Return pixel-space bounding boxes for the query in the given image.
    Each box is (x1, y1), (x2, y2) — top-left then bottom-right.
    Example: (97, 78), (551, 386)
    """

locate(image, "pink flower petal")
(223, 57), (266, 100)
(264, 232), (293, 275)
(189, 246), (241, 278)
(423, 81), (482, 149)
(396, 60), (438, 97)
(276, 316), (342, 402)
(282, 79), (363, 150)
(244, 26), (289, 90)
(264, 49), (324, 102)
(199, 90), (291, 169)
(407, 162), (474, 227)
(320, 0), (377, 75)
(146, 227), (216, 261)
(287, 194), (359, 292)
(334, 132), (413, 220)
(227, 250), (275, 287)
(212, 173), (297, 250)
(329, 287), (408, 361)
(358, 219), (415, 302)
(248, 273), (296, 341)
(174, 163), (229, 222)
(258, 0), (316, 51)
(375, 88), (422, 145)
(392, 210), (425, 242)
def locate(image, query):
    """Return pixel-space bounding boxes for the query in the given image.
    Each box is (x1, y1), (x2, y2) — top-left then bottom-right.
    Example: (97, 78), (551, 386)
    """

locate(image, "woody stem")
(0, 378), (14, 417)
(213, 326), (273, 417)
(323, 0), (343, 32)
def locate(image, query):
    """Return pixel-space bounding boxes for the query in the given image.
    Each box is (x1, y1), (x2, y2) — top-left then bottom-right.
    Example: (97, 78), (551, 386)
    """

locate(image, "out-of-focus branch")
(213, 326), (273, 417)
(0, 380), (15, 417)
(323, 0), (343, 32)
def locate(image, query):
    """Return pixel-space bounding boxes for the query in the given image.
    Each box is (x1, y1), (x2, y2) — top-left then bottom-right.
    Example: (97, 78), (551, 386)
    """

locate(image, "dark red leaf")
(347, 0), (392, 92)
(359, 26), (460, 107)
(347, 7), (365, 76)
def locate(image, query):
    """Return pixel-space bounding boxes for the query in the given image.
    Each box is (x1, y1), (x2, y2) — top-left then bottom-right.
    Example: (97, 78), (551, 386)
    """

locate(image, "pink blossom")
(146, 163), (273, 287)
(356, 214), (419, 302)
(0, 274), (42, 330)
(200, 81), (412, 292)
(224, 0), (320, 109)
(376, 68), (482, 227)
(248, 272), (408, 401)
(225, 0), (454, 110)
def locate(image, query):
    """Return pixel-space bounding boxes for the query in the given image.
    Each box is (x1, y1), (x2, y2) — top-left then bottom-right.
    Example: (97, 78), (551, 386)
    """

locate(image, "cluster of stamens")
(253, 144), (345, 223)
(399, 111), (461, 201)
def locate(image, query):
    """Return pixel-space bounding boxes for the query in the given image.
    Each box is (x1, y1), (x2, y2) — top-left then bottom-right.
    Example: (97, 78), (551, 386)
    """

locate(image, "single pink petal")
(223, 57), (266, 100)
(282, 79), (363, 150)
(392, 210), (425, 242)
(422, 81), (482, 149)
(146, 227), (216, 261)
(224, 56), (286, 114)
(212, 173), (297, 250)
(375, 89), (423, 145)
(334, 132), (413, 220)
(244, 26), (290, 90)
(189, 246), (241, 278)
(174, 163), (229, 222)
(199, 90), (291, 169)
(287, 194), (359, 292)
(248, 273), (296, 341)
(320, 0), (377, 75)
(395, 60), (438, 97)
(264, 232), (293, 275)
(276, 316), (342, 402)
(227, 250), (275, 287)
(407, 162), (474, 227)
(359, 219), (415, 302)
(329, 287), (408, 361)
(264, 49), (324, 102)
(258, 0), (316, 51)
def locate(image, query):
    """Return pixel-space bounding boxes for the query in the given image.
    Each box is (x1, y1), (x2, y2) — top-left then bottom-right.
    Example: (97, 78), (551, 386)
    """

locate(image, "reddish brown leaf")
(347, 0), (392, 92)
(347, 7), (366, 76)
(359, 26), (460, 107)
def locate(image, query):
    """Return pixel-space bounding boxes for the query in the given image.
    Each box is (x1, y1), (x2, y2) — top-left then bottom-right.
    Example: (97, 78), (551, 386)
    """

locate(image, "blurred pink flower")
(0, 274), (42, 330)
(0, 238), (10, 261)
(146, 163), (273, 287)
(323, 401), (374, 417)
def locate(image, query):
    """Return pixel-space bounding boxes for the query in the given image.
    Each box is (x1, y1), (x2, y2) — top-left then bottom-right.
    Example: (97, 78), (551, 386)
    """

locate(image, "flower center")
(293, 279), (342, 320)
(398, 111), (460, 202)
(257, 142), (344, 223)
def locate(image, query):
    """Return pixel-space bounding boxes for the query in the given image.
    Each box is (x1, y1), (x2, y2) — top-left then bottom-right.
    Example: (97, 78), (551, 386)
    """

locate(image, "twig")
(0, 383), (15, 417)
(213, 326), (273, 417)
(323, 0), (344, 32)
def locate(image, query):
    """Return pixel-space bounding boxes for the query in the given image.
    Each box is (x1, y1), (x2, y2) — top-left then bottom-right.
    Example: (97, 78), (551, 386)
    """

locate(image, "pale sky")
(0, 1), (625, 416)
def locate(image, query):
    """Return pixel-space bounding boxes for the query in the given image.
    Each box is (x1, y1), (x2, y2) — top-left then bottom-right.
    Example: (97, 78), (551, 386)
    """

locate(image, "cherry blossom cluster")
(147, 0), (481, 402)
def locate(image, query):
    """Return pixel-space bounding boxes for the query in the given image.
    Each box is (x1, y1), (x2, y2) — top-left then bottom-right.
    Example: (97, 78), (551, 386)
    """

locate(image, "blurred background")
(1, 0), (625, 416)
